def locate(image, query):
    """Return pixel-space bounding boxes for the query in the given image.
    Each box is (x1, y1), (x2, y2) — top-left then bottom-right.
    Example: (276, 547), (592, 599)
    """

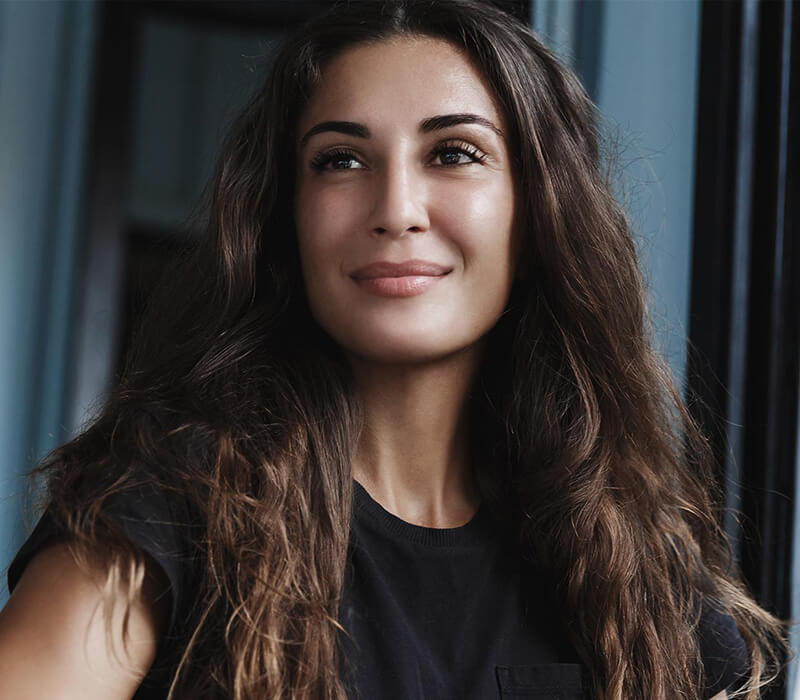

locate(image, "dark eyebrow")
(298, 113), (503, 147)
(419, 113), (503, 138)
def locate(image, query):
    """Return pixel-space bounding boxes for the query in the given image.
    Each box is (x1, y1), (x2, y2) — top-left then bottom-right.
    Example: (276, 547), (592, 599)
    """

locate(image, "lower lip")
(352, 274), (447, 297)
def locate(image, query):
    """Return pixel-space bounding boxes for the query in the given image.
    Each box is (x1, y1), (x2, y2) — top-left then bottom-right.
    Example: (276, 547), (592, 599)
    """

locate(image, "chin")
(338, 329), (478, 366)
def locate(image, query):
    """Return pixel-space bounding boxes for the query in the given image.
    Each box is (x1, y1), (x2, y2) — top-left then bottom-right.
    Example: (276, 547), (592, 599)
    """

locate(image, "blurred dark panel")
(139, 0), (530, 28)
(688, 0), (749, 544)
(68, 1), (138, 427)
(740, 0), (798, 638)
(687, 2), (798, 696)
(136, 0), (330, 30)
(117, 228), (192, 374)
(492, 0), (531, 24)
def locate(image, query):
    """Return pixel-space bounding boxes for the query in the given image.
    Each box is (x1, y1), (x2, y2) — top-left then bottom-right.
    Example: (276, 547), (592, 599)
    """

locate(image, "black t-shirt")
(7, 478), (749, 699)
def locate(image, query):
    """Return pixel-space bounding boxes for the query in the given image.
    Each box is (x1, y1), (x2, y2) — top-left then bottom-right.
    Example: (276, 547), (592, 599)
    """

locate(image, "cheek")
(295, 189), (351, 274)
(440, 178), (516, 277)
(293, 187), (364, 330)
(296, 177), (371, 224)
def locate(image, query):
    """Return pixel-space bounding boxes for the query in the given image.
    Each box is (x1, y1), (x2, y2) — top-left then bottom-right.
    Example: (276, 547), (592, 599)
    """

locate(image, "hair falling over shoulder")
(30, 1), (789, 698)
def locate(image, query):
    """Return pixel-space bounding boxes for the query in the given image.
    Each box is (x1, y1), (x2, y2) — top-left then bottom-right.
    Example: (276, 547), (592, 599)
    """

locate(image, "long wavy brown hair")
(23, 0), (787, 698)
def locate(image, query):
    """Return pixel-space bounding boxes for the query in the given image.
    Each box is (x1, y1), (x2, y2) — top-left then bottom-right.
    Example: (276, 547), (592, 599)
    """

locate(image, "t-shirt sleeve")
(697, 596), (750, 697)
(6, 477), (193, 641)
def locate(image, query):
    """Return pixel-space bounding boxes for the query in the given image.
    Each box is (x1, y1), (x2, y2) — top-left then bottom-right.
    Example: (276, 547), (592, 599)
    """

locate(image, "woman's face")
(294, 35), (518, 364)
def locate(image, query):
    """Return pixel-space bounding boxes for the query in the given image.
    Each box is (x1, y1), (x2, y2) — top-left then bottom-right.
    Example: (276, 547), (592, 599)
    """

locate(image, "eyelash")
(309, 140), (488, 172)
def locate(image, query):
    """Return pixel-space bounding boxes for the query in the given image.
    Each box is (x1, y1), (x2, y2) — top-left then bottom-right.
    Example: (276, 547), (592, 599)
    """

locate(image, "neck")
(348, 345), (483, 528)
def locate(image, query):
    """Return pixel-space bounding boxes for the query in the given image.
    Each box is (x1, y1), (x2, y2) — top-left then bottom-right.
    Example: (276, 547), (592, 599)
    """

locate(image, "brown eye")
(310, 149), (364, 172)
(430, 141), (487, 166)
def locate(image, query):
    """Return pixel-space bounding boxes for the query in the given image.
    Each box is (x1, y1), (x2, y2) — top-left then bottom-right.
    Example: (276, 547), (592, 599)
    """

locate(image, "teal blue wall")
(595, 0), (700, 390)
(0, 1), (97, 606)
(534, 0), (701, 390)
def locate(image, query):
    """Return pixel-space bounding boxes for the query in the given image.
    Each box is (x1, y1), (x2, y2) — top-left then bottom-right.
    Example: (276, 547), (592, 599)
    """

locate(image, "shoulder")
(7, 468), (196, 641)
(0, 538), (167, 699)
(696, 596), (750, 697)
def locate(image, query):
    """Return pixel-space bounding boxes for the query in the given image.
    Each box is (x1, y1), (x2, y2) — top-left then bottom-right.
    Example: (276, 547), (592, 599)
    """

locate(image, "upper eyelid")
(311, 139), (487, 165)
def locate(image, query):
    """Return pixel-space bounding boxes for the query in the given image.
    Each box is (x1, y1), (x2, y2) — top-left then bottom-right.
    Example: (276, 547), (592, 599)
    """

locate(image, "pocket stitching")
(495, 663), (585, 694)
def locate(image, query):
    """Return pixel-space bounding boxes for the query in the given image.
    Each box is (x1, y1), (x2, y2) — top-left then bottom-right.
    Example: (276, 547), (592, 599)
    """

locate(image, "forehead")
(297, 36), (504, 133)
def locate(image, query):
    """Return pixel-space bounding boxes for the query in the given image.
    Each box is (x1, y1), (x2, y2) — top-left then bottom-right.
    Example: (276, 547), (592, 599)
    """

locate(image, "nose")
(368, 157), (430, 238)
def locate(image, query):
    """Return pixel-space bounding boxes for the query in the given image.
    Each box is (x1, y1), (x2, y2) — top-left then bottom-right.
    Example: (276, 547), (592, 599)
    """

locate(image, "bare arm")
(0, 540), (169, 699)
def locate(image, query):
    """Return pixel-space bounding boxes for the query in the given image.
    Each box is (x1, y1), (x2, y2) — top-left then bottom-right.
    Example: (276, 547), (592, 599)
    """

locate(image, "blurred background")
(0, 0), (797, 695)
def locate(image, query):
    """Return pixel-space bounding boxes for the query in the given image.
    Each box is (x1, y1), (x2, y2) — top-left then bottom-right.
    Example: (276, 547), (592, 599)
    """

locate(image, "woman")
(0, 1), (788, 698)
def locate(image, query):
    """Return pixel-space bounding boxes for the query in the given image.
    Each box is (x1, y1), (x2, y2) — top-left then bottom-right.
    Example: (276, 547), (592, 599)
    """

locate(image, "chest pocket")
(495, 663), (588, 699)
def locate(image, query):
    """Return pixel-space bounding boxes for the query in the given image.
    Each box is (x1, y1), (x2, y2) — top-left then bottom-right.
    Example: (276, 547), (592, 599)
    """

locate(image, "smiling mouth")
(349, 260), (452, 298)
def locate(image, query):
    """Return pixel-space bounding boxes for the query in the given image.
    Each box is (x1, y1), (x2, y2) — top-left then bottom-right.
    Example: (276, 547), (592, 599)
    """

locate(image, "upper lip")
(350, 260), (453, 279)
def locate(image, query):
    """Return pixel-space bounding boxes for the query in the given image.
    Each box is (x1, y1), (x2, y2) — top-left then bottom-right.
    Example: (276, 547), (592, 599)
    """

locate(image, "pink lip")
(349, 260), (452, 298)
(350, 260), (453, 279)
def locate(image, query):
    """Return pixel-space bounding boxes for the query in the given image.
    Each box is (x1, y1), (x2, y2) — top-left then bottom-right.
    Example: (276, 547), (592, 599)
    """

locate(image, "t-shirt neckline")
(352, 478), (491, 547)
